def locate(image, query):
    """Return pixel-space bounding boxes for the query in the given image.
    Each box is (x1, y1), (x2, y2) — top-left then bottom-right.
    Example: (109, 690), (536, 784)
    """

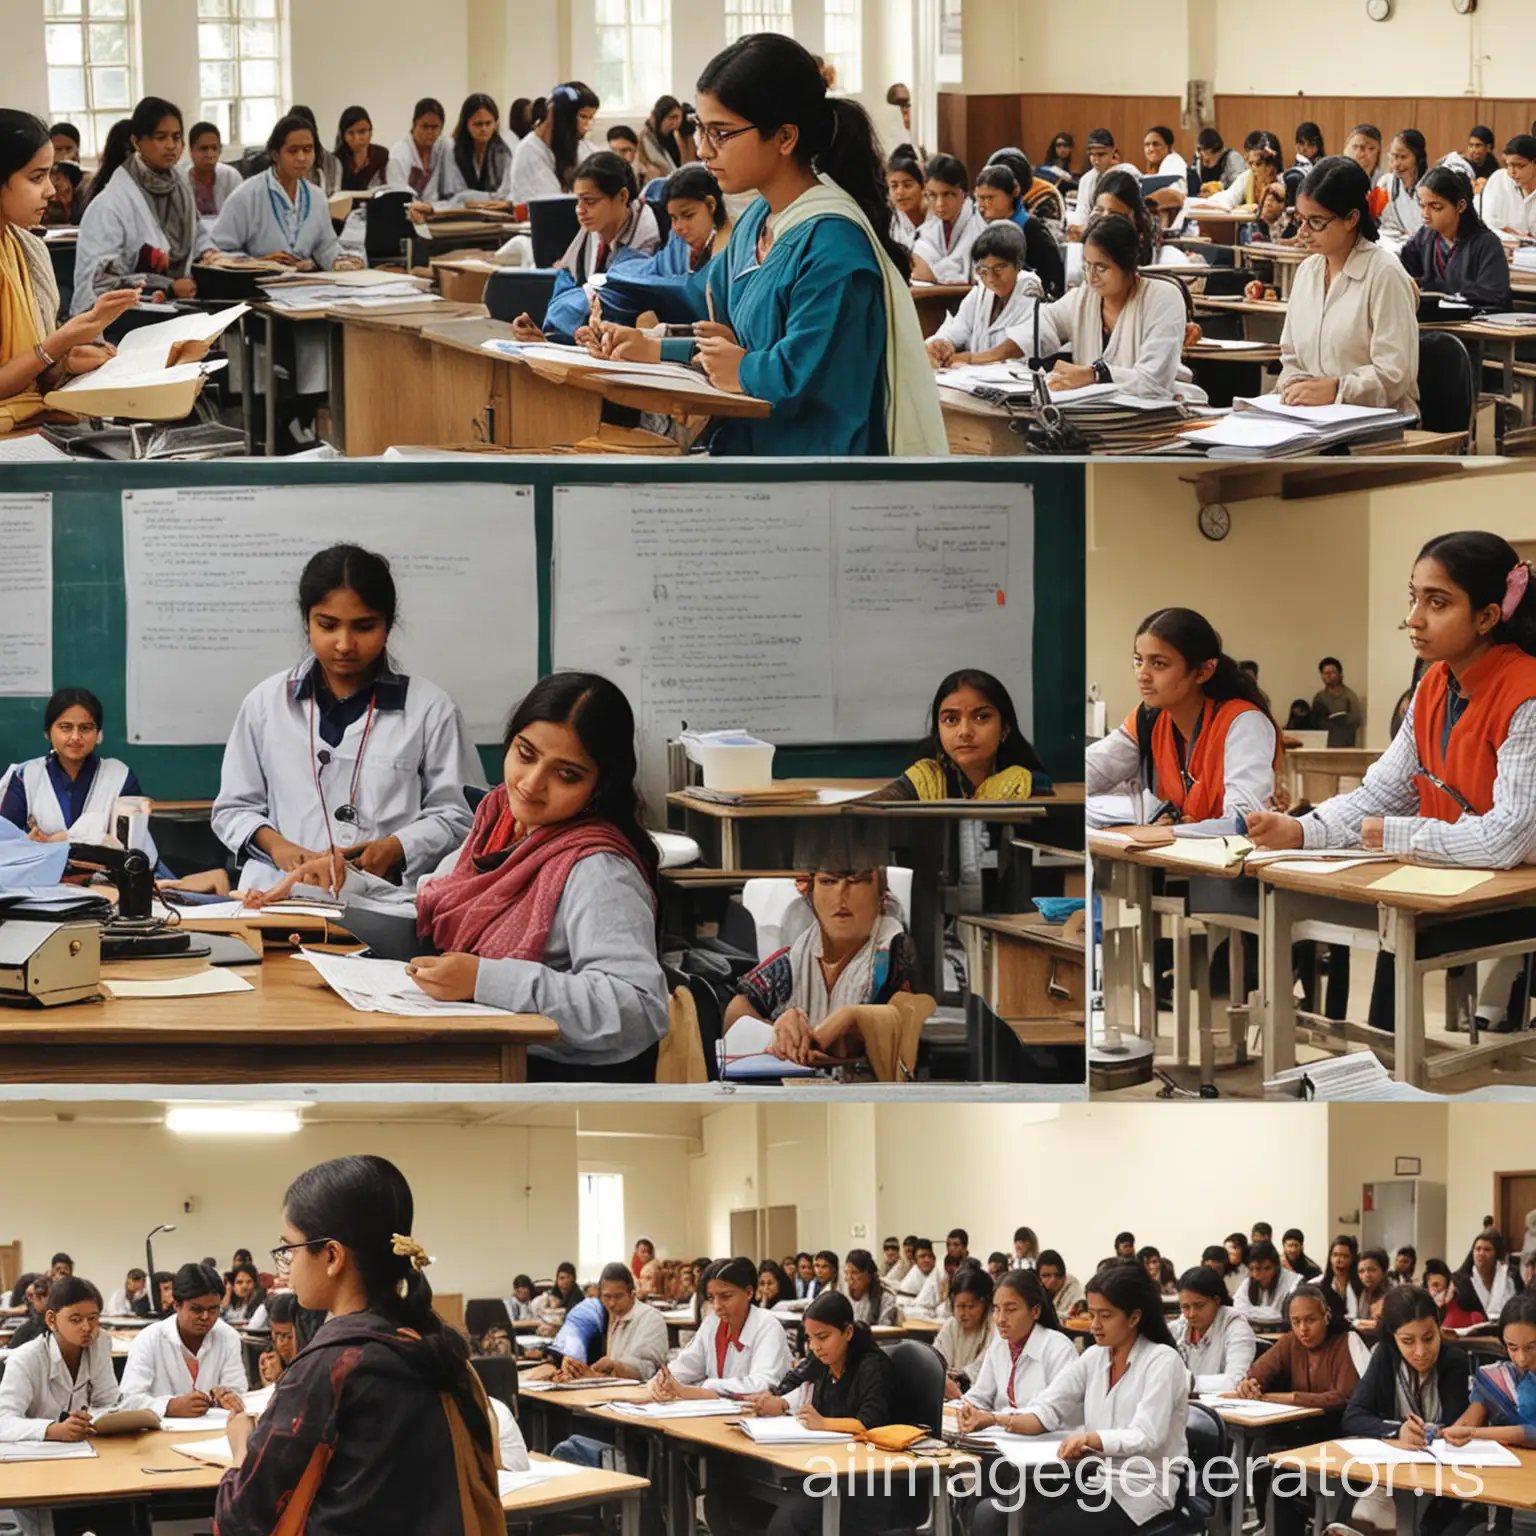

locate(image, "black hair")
(886, 144), (923, 184)
(451, 93), (504, 190)
(48, 120), (80, 144)
(1252, 1223), (1273, 1240)
(44, 686), (104, 735)
(803, 1289), (877, 1369)
(1505, 134), (1536, 161)
(1295, 121), (1325, 156)
(284, 1154), (488, 1450)
(1084, 1263), (1174, 1346)
(757, 1260), (795, 1305)
(996, 1267), (1064, 1331)
(1468, 124), (1494, 147)
(702, 1256), (759, 1299)
(126, 1267), (146, 1282)
(607, 124), (639, 147)
(1349, 123), (1383, 148)
(1202, 1244), (1228, 1266)
(647, 94), (685, 165)
(1135, 608), (1276, 718)
(1500, 1292), (1536, 1332)
(950, 1266), (995, 1312)
(90, 119), (135, 194)
(925, 152), (969, 190)
(50, 1253), (72, 1269)
(1196, 128), (1224, 153)
(920, 667), (1044, 778)
(298, 543), (398, 631)
(1397, 1246), (1418, 1264)
(129, 96), (183, 145)
(1116, 1231), (1136, 1247)
(512, 1273), (533, 1291)
(44, 1276), (103, 1321)
(1014, 1228), (1039, 1255)
(1225, 1232), (1249, 1265)
(1045, 131), (1075, 170)
(500, 671), (659, 892)
(1283, 1228), (1305, 1244)
(266, 1291), (298, 1324)
(913, 1237), (935, 1257)
(1358, 1248), (1393, 1305)
(508, 99), (534, 138)
(1299, 156), (1379, 242)
(1147, 125), (1176, 149)
(1289, 1281), (1351, 1337)
(976, 163), (1020, 202)
(1417, 531), (1536, 658)
(1318, 657), (1343, 674)
(545, 82), (601, 192)
(696, 34), (910, 277)
(598, 1261), (635, 1290)
(335, 105), (372, 158)
(664, 163), (725, 226)
(151, 1270), (172, 1289)
(948, 1228), (968, 1247)
(574, 147), (638, 204)
(1179, 1265), (1231, 1306)
(188, 121), (220, 147)
(228, 1262), (267, 1311)
(266, 113), (317, 160)
(412, 97), (446, 127)
(1081, 211), (1143, 276)
(172, 1262), (224, 1304)
(1377, 1284), (1441, 1351)
(1086, 127), (1115, 150)
(1418, 165), (1486, 238)
(1421, 1257), (1451, 1288)
(1037, 1249), (1064, 1272)
(985, 149), (1035, 201)
(1392, 128), (1428, 182)
(1093, 169), (1157, 265)
(815, 1248), (840, 1269)
(1244, 1241), (1283, 1307)
(1462, 1228), (1514, 1270)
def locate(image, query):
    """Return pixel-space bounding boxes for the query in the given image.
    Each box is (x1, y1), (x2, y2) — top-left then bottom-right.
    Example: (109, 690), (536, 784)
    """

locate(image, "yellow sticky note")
(101, 970), (255, 1000)
(1367, 867), (1496, 898)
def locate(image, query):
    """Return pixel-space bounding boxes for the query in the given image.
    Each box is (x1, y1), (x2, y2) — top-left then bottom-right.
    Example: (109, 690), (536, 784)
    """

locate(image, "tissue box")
(682, 731), (776, 791)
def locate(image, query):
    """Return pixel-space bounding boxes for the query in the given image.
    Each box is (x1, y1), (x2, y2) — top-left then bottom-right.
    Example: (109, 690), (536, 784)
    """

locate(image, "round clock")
(1198, 503), (1231, 542)
(1452, 0), (1477, 12)
(1366, 0), (1394, 17)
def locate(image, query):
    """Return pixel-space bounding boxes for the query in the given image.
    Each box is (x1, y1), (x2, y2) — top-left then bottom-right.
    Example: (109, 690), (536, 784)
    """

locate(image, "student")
(1443, 1267), (1490, 1331)
(924, 222), (1041, 369)
(1394, 1247), (1417, 1283)
(606, 125), (640, 167)
(1223, 1234), (1250, 1295)
(1379, 128), (1428, 237)
(1422, 1259), (1452, 1312)
(630, 1237), (654, 1280)
(1357, 1248), (1393, 1318)
(105, 1268), (147, 1317)
(1479, 134), (1536, 238)
(645, 1257), (791, 1402)
(1232, 1241), (1301, 1324)
(1194, 130), (1285, 214)
(1116, 1232), (1138, 1261)
(553, 1263), (668, 1380)
(531, 1263), (583, 1330)
(911, 153), (985, 283)
(1322, 1235), (1366, 1318)
(880, 1238), (907, 1282)
(333, 106), (390, 194)
(1037, 1250), (1085, 1316)
(897, 1239), (943, 1318)
(971, 166), (1064, 297)
(1040, 131), (1077, 183)
(213, 1156), (502, 1534)
(120, 1263), (247, 1416)
(1195, 128), (1246, 191)
(222, 1264), (266, 1326)
(1444, 1291), (1536, 1446)
(385, 97), (449, 201)
(1294, 121), (1326, 170)
(1090, 167), (1164, 268)
(43, 157), (82, 226)
(934, 1267), (995, 1395)
(257, 1291), (299, 1384)
(215, 543), (481, 894)
(7, 1276), (55, 1349)
(587, 36), (946, 457)
(1280, 1230), (1321, 1280)
(1274, 157), (1419, 414)
(504, 1274), (536, 1322)
(955, 1268), (1076, 1429)
(511, 83), (599, 202)
(970, 1264), (1188, 1536)
(1343, 123), (1386, 184)
(644, 162), (728, 274)
(1308, 658), (1364, 748)
(439, 94), (513, 207)
(637, 94), (693, 184)
(1141, 124), (1188, 213)
(987, 1253), (1010, 1282)
(1248, 533), (1536, 1030)
(1464, 125), (1500, 188)
(1170, 1265), (1256, 1394)
(71, 96), (197, 315)
(837, 1253), (890, 1326)
(810, 1250), (840, 1296)
(987, 147), (1068, 230)
(886, 144), (926, 249)
(1462, 1230), (1522, 1319)
(183, 121), (241, 244)
(1013, 1227), (1040, 1268)
(1001, 214), (1205, 402)
(1401, 165), (1511, 311)
(1250, 1222), (1273, 1247)
(1073, 127), (1140, 226)
(48, 122), (80, 164)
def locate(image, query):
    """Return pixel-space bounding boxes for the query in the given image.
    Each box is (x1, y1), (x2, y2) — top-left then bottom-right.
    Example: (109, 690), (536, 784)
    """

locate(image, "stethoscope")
(307, 688), (379, 848)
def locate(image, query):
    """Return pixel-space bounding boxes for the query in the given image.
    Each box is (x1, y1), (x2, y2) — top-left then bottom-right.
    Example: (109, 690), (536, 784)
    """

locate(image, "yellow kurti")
(902, 759), (1034, 801)
(0, 227), (47, 434)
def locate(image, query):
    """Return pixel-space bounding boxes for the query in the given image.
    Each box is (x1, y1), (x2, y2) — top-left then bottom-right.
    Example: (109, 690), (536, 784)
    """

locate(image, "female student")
(385, 97), (449, 201)
(1170, 1265), (1256, 1394)
(1282, 1230), (1322, 1280)
(1141, 124), (1189, 214)
(1379, 128), (1428, 237)
(999, 214), (1206, 402)
(925, 223), (1042, 368)
(972, 165), (1065, 297)
(511, 83), (599, 202)
(934, 1266), (995, 1395)
(645, 1257), (792, 1402)
(757, 1261), (794, 1310)
(987, 148), (1067, 230)
(955, 1269), (1076, 1432)
(1323, 1236), (1366, 1318)
(333, 106), (390, 193)
(586, 35), (947, 457)
(1464, 125), (1500, 188)
(43, 158), (81, 226)
(638, 95), (695, 185)
(1294, 121), (1326, 170)
(1357, 1248), (1393, 1317)
(1463, 1230), (1522, 1319)
(1442, 1268), (1490, 1331)
(1445, 1291), (1536, 1446)
(1224, 1233), (1250, 1295)
(1401, 165), (1511, 311)
(183, 121), (241, 245)
(1233, 1240), (1301, 1324)
(886, 144), (926, 249)
(1192, 130), (1285, 214)
(1479, 133), (1536, 238)
(1195, 128), (1246, 192)
(1087, 607), (1278, 836)
(646, 162), (728, 272)
(213, 543), (481, 893)
(843, 1249), (898, 1327)
(71, 96), (198, 315)
(213, 1156), (502, 1534)
(1423, 1259), (1453, 1312)
(911, 153), (986, 283)
(1344, 1284), (1470, 1439)
(439, 94), (513, 207)
(221, 1264), (266, 1326)
(1273, 157), (1419, 414)
(1091, 167), (1161, 265)
(120, 1263), (247, 1417)
(1343, 123), (1385, 183)
(970, 1265), (1188, 1536)
(8, 1276), (52, 1349)
(1042, 132), (1078, 186)
(531, 1262), (583, 1330)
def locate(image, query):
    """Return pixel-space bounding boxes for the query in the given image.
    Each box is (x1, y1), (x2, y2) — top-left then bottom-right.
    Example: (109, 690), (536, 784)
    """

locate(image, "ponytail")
(1417, 532), (1536, 658)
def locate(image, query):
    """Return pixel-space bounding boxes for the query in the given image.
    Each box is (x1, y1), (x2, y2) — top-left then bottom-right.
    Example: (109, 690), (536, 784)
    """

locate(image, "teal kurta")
(662, 196), (890, 456)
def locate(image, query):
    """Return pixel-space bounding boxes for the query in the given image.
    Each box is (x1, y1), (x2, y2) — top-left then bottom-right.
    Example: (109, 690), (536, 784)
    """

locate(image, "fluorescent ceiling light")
(164, 1107), (302, 1136)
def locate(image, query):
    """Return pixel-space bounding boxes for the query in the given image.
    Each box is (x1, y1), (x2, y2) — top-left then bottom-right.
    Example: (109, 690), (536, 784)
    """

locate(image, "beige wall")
(1447, 1106), (1536, 1261)
(1326, 1104), (1449, 1257)
(1086, 464), (1372, 743)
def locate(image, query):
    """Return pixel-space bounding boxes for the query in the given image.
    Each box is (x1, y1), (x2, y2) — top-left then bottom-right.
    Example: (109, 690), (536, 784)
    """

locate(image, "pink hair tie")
(1504, 562), (1532, 621)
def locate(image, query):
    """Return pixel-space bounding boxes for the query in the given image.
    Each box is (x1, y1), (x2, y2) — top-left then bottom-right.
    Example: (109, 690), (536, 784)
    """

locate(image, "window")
(44, 0), (135, 162)
(197, 0), (284, 151)
(938, 0), (963, 84)
(593, 0), (669, 114)
(578, 1173), (625, 1279)
(724, 0), (793, 41)
(823, 0), (861, 94)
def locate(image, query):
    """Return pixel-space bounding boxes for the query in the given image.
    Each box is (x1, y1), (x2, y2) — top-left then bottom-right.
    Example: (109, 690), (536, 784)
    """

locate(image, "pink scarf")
(416, 784), (653, 960)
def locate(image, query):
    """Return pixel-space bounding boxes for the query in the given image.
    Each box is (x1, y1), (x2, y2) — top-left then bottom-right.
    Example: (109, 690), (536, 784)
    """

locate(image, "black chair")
(1200, 267), (1251, 298)
(1417, 329), (1475, 436)
(1143, 1400), (1229, 1535)
(483, 266), (559, 327)
(465, 1297), (514, 1340)
(528, 196), (580, 267)
(364, 189), (415, 262)
(470, 1353), (520, 1412)
(885, 1340), (945, 1432)
(665, 966), (722, 1081)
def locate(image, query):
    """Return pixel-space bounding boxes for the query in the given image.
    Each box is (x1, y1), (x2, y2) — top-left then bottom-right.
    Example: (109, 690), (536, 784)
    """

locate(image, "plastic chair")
(1417, 329), (1475, 435)
(483, 267), (559, 327)
(1142, 1400), (1229, 1534)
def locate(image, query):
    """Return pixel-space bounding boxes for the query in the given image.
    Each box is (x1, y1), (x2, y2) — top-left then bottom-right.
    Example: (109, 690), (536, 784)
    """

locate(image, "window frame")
(196, 0), (288, 154)
(723, 0), (794, 42)
(592, 0), (672, 116)
(43, 0), (138, 163)
(822, 0), (863, 95)
(577, 1171), (627, 1280)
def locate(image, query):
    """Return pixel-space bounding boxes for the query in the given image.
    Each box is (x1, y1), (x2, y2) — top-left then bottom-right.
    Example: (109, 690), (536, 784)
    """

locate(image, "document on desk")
(606, 1399), (743, 1419)
(1198, 1396), (1309, 1421)
(1152, 836), (1253, 873)
(101, 970), (256, 999)
(963, 1431), (1066, 1467)
(737, 1419), (853, 1444)
(521, 1378), (643, 1392)
(1430, 1439), (1521, 1467)
(718, 1017), (821, 1080)
(0, 434), (71, 462)
(298, 950), (511, 1018)
(1333, 1438), (1436, 1466)
(170, 1436), (235, 1467)
(0, 495), (50, 696)
(0, 1440), (98, 1461)
(159, 1409), (230, 1433)
(1232, 396), (1400, 426)
(499, 1462), (584, 1495)
(1260, 858), (1382, 876)
(1367, 867), (1496, 897)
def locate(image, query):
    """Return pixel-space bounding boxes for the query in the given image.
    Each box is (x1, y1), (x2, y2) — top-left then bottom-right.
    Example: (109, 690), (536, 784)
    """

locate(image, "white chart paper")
(0, 495), (51, 696)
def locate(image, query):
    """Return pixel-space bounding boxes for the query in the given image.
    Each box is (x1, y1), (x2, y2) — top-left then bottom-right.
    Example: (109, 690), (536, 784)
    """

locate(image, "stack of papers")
(298, 950), (509, 1019)
(498, 1461), (585, 1497)
(604, 1398), (742, 1419)
(1198, 1396), (1306, 1420)
(960, 1431), (1067, 1468)
(170, 1436), (234, 1467)
(521, 1377), (642, 1392)
(736, 1418), (853, 1445)
(160, 1408), (230, 1433)
(1181, 397), (1417, 458)
(1476, 312), (1536, 329)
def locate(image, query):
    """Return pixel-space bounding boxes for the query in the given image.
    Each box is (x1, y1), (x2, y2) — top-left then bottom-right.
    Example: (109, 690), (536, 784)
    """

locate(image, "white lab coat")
(211, 663), (483, 892)
(511, 133), (596, 204)
(1170, 1306), (1257, 1394)
(105, 1287), (145, 1316)
(185, 160), (244, 250)
(1479, 169), (1536, 237)
(1378, 175), (1424, 238)
(119, 1314), (247, 1415)
(890, 206), (920, 251)
(962, 1325), (1078, 1413)
(900, 1266), (944, 1320)
(913, 198), (987, 283)
(386, 134), (452, 202)
(491, 1396), (531, 1471)
(71, 164), (194, 316)
(0, 1331), (151, 1439)
(1471, 1264), (1518, 1319)
(933, 275), (1042, 354)
(669, 1306), (791, 1395)
(210, 170), (344, 271)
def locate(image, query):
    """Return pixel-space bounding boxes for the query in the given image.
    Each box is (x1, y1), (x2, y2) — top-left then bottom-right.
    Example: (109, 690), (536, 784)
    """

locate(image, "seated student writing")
(333, 107), (390, 194)
(1445, 1292), (1536, 1447)
(911, 153), (985, 283)
(843, 1249), (899, 1327)
(1247, 533), (1536, 1034)
(644, 163), (729, 273)
(183, 121), (241, 246)
(71, 96), (199, 316)
(1087, 607), (1279, 836)
(998, 214), (1206, 402)
(1274, 157), (1419, 413)
(719, 1293), (925, 1536)
(511, 83), (600, 203)
(1379, 129), (1428, 238)
(1479, 134), (1536, 237)
(968, 1265), (1188, 1536)
(437, 95), (513, 208)
(925, 222), (1042, 369)
(552, 1263), (670, 1382)
(886, 144), (927, 250)
(934, 1265), (994, 1396)
(216, 544), (481, 894)
(120, 1262), (247, 1417)
(973, 163), (1065, 297)
(645, 1257), (791, 1402)
(257, 1291), (299, 1384)
(1170, 1265), (1256, 1394)
(1232, 1240), (1301, 1324)
(384, 98), (449, 202)
(954, 1268), (1076, 1429)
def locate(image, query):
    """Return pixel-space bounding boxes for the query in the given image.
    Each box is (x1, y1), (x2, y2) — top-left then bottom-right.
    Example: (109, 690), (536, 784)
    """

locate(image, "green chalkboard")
(0, 460), (1084, 798)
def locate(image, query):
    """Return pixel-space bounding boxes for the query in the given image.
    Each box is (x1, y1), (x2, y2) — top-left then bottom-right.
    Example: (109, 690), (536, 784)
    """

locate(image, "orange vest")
(1411, 645), (1536, 821)
(1122, 697), (1268, 824)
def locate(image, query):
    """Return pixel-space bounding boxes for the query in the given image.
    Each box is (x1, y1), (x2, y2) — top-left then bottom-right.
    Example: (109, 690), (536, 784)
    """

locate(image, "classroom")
(2, 1097), (1533, 1535)
(1084, 456), (1536, 1100)
(2, 1), (1533, 460)
(0, 459), (1085, 1090)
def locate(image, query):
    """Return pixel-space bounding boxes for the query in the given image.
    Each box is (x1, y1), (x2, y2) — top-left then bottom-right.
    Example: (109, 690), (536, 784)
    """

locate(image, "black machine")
(67, 842), (206, 959)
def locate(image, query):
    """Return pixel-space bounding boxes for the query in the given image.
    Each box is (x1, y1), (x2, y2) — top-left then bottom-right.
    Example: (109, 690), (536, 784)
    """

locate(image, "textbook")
(736, 1419), (854, 1445)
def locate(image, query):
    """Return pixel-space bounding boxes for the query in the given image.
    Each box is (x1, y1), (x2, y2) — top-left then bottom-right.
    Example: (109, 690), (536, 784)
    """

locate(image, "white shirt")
(605, 1300), (670, 1378)
(896, 1263), (928, 1298)
(1471, 1265), (1518, 1318)
(1231, 1267), (1301, 1325)
(913, 199), (987, 283)
(1024, 1336), (1190, 1524)
(385, 134), (451, 202)
(119, 1314), (247, 1416)
(510, 132), (596, 204)
(1169, 1307), (1256, 1394)
(934, 276), (1042, 355)
(963, 1325), (1079, 1413)
(668, 1306), (791, 1395)
(0, 1332), (149, 1439)
(1479, 169), (1536, 237)
(491, 1396), (531, 1471)
(900, 1266), (944, 1319)
(882, 1256), (913, 1283)
(105, 1287), (144, 1317)
(890, 207), (920, 251)
(1072, 162), (1142, 227)
(1145, 152), (1189, 189)
(1379, 175), (1425, 238)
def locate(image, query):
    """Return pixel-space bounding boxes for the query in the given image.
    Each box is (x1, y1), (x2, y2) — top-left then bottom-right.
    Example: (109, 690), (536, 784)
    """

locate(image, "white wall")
(1, 1), (50, 120)
(1447, 1106), (1536, 1261)
(1327, 1104), (1450, 1258)
(1009, 0), (1190, 98)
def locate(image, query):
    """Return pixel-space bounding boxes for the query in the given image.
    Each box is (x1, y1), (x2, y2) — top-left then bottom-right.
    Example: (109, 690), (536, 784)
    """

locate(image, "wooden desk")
(955, 914), (1085, 1028)
(1235, 241), (1309, 299)
(500, 1456), (648, 1532)
(1208, 1401), (1322, 1535)
(1285, 746), (1382, 805)
(911, 284), (977, 338)
(1187, 210), (1255, 246)
(939, 388), (1025, 456)
(0, 953), (561, 1084)
(0, 1427), (224, 1508)
(1192, 294), (1288, 346)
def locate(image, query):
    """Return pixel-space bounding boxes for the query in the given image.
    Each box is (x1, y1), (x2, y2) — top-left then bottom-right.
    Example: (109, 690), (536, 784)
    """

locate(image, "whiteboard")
(0, 495), (52, 697)
(551, 481), (1033, 800)
(123, 484), (538, 744)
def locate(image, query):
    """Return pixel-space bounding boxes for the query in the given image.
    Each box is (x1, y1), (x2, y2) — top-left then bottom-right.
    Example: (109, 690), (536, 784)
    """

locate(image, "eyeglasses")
(271, 1237), (332, 1274)
(975, 262), (1017, 279)
(698, 122), (757, 151)
(1083, 260), (1115, 277)
(1297, 213), (1340, 233)
(181, 1303), (221, 1318)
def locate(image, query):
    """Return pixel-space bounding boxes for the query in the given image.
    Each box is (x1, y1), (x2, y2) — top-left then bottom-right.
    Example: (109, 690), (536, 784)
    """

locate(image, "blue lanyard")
(266, 174), (310, 244)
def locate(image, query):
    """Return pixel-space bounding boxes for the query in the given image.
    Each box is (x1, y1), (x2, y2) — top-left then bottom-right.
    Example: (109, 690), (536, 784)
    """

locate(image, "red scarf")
(714, 1319), (741, 1378)
(416, 784), (653, 959)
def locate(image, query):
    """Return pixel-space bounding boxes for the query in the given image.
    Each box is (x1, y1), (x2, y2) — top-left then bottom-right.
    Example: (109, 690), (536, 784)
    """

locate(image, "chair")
(1417, 329), (1475, 436)
(364, 189), (415, 262)
(483, 267), (559, 327)
(884, 1339), (946, 1432)
(527, 196), (580, 267)
(1142, 1400), (1229, 1535)
(470, 1353), (520, 1411)
(464, 1297), (513, 1340)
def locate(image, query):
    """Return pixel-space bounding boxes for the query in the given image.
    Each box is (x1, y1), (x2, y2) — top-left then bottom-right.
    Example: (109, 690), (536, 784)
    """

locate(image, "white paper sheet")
(298, 949), (511, 1018)
(498, 1461), (585, 1495)
(101, 969), (256, 999)
(737, 1419), (853, 1444)
(1232, 397), (1399, 425)
(604, 1398), (742, 1419)
(1199, 1396), (1310, 1421)
(967, 1432), (1067, 1467)
(1430, 1438), (1521, 1467)
(0, 1440), (98, 1461)
(159, 1408), (231, 1433)
(170, 1435), (234, 1465)
(1334, 1438), (1435, 1465)
(0, 495), (51, 696)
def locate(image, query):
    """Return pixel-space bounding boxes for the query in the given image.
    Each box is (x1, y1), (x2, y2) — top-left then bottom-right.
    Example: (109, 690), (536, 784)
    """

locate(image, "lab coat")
(386, 134), (451, 202)
(1479, 169), (1536, 237)
(1170, 1307), (1257, 1394)
(185, 160), (244, 250)
(669, 1306), (792, 1395)
(510, 133), (595, 204)
(1378, 175), (1425, 238)
(890, 206), (920, 250)
(913, 198), (986, 283)
(11, 753), (140, 848)
(71, 164), (193, 315)
(0, 1331), (151, 1438)
(932, 275), (1042, 354)
(212, 664), (483, 892)
(119, 1314), (248, 1415)
(210, 170), (344, 271)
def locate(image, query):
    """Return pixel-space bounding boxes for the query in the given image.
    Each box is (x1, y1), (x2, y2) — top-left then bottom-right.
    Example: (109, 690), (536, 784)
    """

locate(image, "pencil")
(706, 281), (715, 325)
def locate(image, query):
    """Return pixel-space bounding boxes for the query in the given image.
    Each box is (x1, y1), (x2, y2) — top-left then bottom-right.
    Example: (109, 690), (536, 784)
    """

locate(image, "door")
(1496, 1172), (1536, 1260)
(765, 1206), (798, 1266)
(729, 1208), (758, 1261)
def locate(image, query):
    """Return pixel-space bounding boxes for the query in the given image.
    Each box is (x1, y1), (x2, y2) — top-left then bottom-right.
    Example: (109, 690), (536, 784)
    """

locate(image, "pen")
(706, 282), (716, 325)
